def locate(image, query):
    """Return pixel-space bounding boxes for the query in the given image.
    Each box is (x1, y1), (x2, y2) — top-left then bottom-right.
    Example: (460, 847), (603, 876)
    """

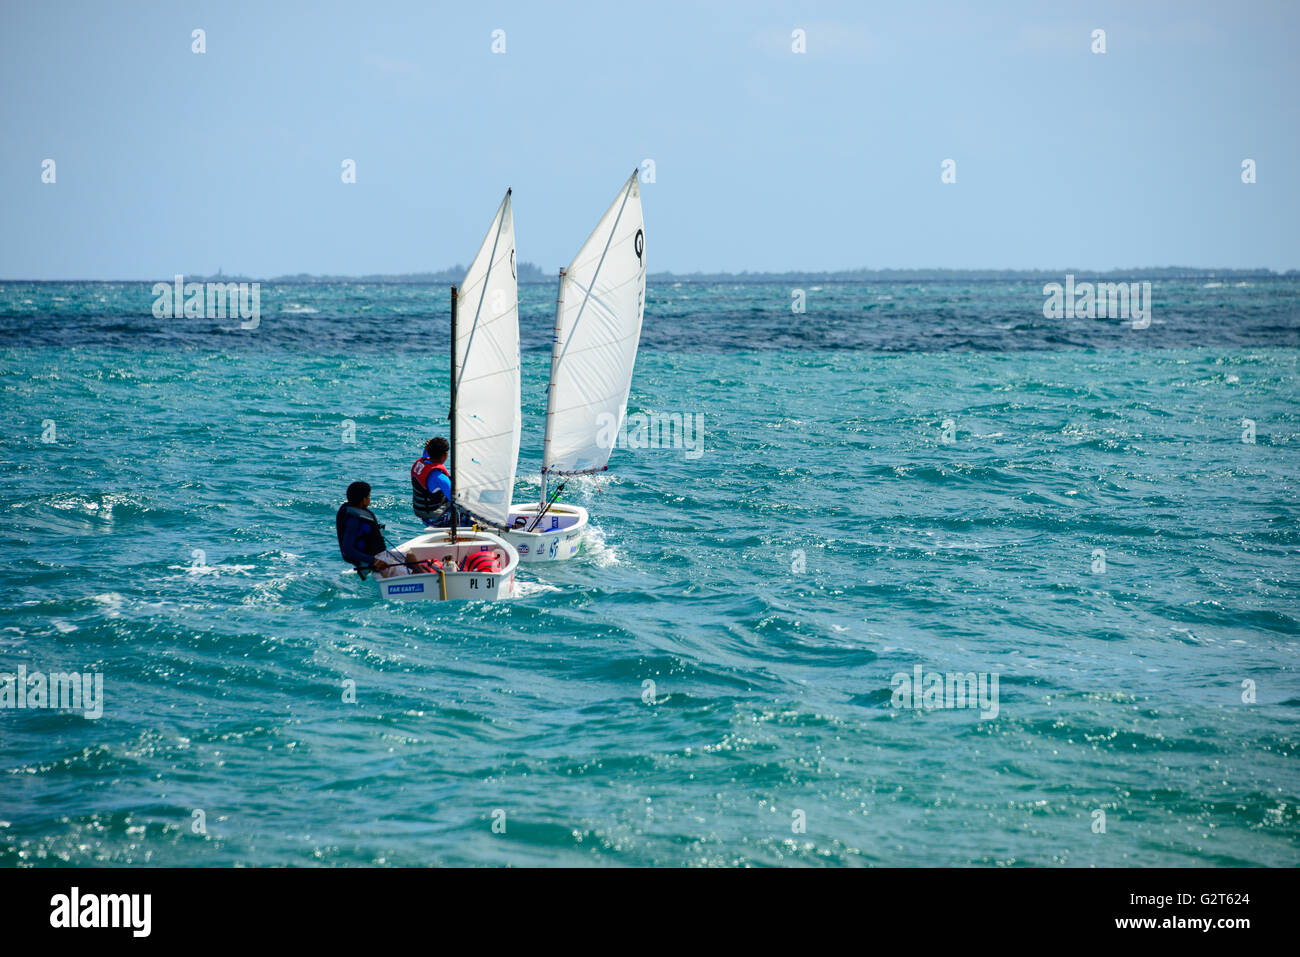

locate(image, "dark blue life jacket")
(336, 503), (386, 576)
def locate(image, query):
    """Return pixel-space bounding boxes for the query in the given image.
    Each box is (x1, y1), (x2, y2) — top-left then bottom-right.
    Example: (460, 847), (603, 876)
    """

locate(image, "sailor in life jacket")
(336, 480), (417, 579)
(411, 436), (453, 527)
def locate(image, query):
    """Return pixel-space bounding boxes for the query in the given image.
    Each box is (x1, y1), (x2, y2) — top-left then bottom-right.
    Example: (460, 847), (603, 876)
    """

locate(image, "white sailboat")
(378, 190), (521, 601)
(503, 171), (646, 562)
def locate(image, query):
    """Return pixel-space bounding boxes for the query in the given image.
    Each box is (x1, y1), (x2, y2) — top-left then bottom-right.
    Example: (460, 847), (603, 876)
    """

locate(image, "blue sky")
(1, 0), (1297, 278)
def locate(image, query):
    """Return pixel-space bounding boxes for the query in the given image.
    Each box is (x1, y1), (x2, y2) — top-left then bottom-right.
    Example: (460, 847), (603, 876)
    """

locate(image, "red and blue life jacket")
(411, 456), (451, 523)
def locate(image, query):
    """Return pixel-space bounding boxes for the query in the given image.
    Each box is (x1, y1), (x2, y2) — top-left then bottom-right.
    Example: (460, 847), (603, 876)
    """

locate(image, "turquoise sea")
(1, 278), (1297, 866)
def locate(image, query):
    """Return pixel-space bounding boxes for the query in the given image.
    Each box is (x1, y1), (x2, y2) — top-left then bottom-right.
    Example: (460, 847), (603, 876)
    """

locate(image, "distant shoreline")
(3, 267), (1295, 284)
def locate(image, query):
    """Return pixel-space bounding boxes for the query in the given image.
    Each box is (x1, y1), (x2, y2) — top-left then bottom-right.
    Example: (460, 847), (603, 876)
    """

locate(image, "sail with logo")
(504, 171), (646, 562)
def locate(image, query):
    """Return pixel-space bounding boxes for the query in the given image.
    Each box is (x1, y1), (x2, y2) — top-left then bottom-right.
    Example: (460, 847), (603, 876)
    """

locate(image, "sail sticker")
(634, 229), (644, 262)
(510, 248), (516, 279)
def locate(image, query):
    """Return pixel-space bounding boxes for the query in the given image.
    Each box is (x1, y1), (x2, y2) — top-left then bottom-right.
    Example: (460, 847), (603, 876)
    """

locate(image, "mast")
(449, 284), (459, 540)
(540, 267), (566, 508)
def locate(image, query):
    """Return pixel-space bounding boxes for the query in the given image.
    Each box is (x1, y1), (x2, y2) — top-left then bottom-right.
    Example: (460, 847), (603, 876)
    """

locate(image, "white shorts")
(373, 548), (413, 578)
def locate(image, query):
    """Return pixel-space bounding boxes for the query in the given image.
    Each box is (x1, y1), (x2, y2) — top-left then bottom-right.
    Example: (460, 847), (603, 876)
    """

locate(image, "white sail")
(454, 190), (520, 527)
(542, 172), (646, 477)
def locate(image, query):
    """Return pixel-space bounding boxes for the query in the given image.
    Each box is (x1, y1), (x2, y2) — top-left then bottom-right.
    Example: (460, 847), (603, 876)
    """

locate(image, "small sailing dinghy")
(379, 190), (521, 601)
(504, 171), (646, 563)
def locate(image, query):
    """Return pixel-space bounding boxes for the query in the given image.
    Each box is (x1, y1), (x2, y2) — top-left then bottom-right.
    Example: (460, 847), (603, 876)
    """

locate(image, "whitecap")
(90, 593), (125, 617)
(512, 579), (563, 597)
(580, 524), (622, 567)
(174, 562), (255, 577)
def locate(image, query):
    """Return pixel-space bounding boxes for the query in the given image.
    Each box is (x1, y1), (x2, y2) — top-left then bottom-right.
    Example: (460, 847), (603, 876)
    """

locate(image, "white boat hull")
(502, 503), (588, 563)
(375, 529), (518, 601)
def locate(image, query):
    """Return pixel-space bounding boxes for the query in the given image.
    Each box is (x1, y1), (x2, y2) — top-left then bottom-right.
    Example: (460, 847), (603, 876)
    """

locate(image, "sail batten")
(453, 191), (521, 528)
(541, 173), (646, 477)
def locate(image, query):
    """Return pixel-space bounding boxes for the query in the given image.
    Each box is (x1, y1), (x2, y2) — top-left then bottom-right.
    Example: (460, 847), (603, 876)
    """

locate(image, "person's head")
(425, 436), (450, 464)
(346, 481), (371, 508)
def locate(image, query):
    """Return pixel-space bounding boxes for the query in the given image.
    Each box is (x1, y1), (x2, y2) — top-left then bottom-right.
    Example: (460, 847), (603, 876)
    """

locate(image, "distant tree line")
(644, 267), (1297, 282)
(185, 264), (1297, 284)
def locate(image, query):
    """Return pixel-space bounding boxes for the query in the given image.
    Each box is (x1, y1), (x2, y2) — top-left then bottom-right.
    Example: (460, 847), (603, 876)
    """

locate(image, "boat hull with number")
(376, 529), (518, 601)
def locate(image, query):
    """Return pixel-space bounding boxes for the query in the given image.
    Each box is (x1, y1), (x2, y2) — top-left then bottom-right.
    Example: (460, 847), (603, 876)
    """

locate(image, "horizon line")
(3, 265), (1297, 284)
